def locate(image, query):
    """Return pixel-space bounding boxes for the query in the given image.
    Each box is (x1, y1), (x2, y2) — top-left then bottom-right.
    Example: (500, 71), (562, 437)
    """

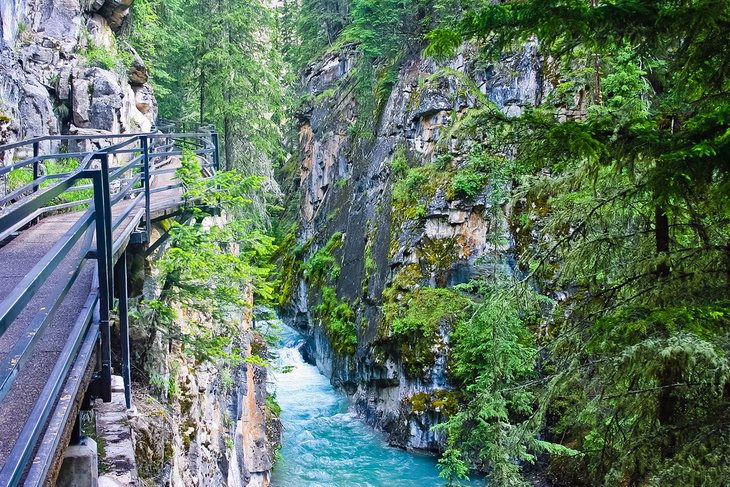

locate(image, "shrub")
(83, 44), (118, 70)
(451, 171), (484, 198)
(303, 232), (343, 285)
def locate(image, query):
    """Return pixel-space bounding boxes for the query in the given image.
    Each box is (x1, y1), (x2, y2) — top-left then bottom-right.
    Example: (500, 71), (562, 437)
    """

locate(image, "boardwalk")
(0, 130), (218, 485)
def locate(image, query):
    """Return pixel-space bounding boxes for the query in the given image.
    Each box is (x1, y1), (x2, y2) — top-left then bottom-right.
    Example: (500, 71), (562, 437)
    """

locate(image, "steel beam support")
(70, 415), (82, 446)
(92, 169), (112, 403)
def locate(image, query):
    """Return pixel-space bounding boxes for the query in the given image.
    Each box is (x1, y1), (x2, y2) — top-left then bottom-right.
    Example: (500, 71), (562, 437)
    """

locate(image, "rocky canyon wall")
(0, 0), (156, 180)
(282, 42), (547, 451)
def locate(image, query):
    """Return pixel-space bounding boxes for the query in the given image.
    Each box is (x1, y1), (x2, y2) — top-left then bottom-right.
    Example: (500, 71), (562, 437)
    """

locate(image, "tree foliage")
(129, 0), (286, 224)
(133, 152), (276, 364)
(424, 0), (730, 484)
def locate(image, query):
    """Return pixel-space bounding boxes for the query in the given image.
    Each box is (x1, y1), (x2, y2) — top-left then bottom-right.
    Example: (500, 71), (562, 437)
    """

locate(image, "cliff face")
(283, 43), (546, 451)
(0, 0), (155, 171)
(129, 221), (281, 487)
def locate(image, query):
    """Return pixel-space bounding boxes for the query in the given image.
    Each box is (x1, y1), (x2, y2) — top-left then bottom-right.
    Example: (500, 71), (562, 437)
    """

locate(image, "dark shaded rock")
(128, 57), (148, 85)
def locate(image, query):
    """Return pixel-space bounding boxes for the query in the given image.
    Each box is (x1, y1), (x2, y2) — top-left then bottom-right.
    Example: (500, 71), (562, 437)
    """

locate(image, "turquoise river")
(269, 323), (480, 487)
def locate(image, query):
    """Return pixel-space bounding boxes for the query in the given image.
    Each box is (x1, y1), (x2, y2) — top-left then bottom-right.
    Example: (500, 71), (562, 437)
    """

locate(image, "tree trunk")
(224, 90), (233, 172)
(655, 206), (670, 278)
(199, 72), (205, 126)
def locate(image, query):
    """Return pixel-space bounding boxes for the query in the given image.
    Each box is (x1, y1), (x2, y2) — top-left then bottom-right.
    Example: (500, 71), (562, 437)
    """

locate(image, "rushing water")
(269, 323), (477, 487)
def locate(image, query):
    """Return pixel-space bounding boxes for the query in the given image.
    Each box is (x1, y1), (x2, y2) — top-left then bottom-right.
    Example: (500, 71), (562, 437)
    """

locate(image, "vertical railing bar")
(99, 154), (114, 298)
(142, 136), (151, 241)
(116, 251), (131, 409)
(32, 142), (40, 193)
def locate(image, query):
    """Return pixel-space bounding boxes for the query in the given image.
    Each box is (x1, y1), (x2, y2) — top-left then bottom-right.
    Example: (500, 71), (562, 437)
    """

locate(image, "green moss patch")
(315, 286), (358, 355)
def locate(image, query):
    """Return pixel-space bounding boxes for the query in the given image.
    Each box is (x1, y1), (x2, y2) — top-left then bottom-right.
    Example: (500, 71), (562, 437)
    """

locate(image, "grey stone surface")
(56, 437), (99, 487)
(0, 0), (157, 190)
(0, 0), (27, 49)
(96, 375), (138, 486)
(34, 0), (83, 52)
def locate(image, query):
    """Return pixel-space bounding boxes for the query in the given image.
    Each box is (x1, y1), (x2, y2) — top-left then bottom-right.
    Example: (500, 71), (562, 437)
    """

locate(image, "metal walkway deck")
(0, 128), (219, 485)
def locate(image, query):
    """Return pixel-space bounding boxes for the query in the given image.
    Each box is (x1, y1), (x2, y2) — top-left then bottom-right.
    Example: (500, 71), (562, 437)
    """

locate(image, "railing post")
(141, 136), (151, 241)
(32, 141), (39, 192)
(92, 168), (112, 403)
(99, 154), (113, 299)
(116, 251), (131, 409)
(211, 131), (220, 172)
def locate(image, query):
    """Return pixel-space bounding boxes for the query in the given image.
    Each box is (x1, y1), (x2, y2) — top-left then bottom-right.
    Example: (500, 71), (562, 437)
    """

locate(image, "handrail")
(0, 125), (220, 486)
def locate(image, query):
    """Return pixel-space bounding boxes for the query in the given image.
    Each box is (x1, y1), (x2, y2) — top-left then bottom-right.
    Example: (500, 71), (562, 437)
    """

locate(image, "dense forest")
(125, 0), (729, 485)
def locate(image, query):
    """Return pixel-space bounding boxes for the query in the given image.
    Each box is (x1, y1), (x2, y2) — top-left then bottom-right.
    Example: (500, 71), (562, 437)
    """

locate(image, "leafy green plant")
(450, 171), (483, 199)
(383, 287), (467, 337)
(128, 154), (277, 365)
(82, 43), (118, 70)
(266, 393), (282, 416)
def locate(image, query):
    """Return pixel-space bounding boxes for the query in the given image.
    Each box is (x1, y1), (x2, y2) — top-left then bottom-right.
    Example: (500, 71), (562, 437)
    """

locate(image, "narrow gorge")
(280, 40), (543, 451)
(1, 0), (729, 486)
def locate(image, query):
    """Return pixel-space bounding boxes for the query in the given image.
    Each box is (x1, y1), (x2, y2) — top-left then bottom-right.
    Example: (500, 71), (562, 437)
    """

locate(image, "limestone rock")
(133, 84), (154, 114)
(34, 0), (83, 53)
(0, 0), (158, 196)
(19, 80), (58, 138)
(0, 0), (28, 49)
(284, 39), (547, 453)
(72, 78), (92, 126)
(72, 67), (123, 132)
(86, 13), (114, 50)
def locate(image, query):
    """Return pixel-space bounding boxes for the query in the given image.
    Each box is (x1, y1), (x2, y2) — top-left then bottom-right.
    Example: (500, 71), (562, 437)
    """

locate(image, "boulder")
(128, 57), (148, 85)
(19, 81), (58, 139)
(72, 78), (92, 126)
(72, 68), (123, 132)
(133, 84), (154, 115)
(34, 0), (83, 53)
(121, 84), (152, 133)
(98, 0), (134, 31)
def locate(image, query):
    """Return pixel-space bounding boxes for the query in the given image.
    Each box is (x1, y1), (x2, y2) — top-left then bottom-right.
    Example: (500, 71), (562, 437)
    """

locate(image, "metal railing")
(0, 127), (219, 486)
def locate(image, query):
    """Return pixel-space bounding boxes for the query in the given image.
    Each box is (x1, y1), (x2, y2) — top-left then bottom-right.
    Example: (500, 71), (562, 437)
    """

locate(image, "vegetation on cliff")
(116, 0), (730, 483)
(277, 0), (730, 485)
